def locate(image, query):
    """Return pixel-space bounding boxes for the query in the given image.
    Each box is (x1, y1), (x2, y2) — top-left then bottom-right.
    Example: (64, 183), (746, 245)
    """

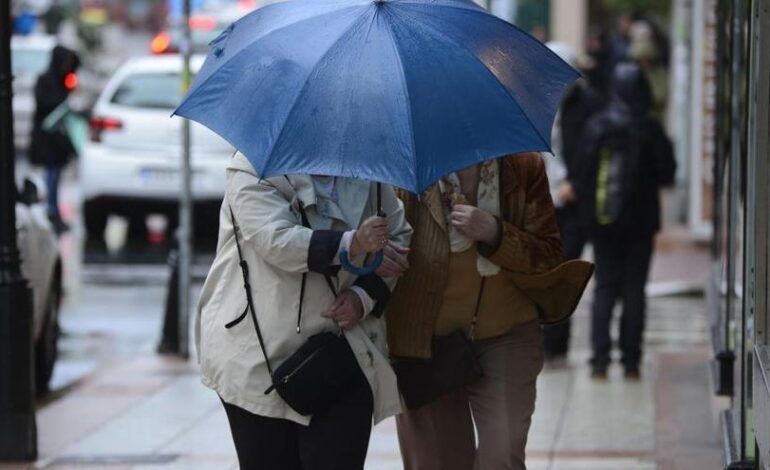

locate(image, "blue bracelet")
(339, 250), (384, 275)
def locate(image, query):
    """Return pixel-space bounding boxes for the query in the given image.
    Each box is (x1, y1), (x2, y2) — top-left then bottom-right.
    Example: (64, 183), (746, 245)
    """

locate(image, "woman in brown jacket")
(382, 152), (563, 470)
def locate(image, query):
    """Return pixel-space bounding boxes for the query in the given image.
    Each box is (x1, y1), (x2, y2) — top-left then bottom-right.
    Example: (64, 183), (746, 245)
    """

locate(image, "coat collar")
(284, 175), (371, 229)
(500, 156), (518, 196)
(421, 157), (517, 231)
(228, 153), (371, 229)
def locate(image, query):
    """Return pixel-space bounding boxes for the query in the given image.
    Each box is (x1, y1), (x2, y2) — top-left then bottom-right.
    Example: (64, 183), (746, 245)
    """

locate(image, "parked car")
(80, 54), (234, 246)
(16, 176), (63, 394)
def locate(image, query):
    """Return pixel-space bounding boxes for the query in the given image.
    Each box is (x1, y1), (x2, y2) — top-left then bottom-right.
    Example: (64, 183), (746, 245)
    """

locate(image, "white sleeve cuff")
(349, 286), (375, 318)
(332, 230), (356, 265)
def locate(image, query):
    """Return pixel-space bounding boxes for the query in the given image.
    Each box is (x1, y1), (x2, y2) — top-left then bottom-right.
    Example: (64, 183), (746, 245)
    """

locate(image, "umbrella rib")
(414, 3), (578, 75)
(175, 5), (361, 120)
(261, 11), (373, 177)
(420, 22), (551, 151)
(397, 4), (572, 152)
(382, 9), (419, 192)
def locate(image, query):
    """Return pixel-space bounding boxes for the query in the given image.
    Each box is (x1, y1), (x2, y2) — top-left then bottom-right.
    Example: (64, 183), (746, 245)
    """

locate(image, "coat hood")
(47, 45), (80, 80)
(610, 62), (652, 115)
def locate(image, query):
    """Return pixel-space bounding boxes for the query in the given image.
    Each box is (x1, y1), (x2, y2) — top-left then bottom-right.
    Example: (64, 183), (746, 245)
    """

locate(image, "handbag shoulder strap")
(229, 204), (274, 376)
(468, 277), (486, 340)
(229, 177), (337, 340)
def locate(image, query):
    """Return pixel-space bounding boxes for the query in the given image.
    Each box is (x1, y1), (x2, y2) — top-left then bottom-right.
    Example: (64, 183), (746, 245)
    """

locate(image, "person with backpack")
(574, 63), (676, 380)
(541, 42), (606, 364)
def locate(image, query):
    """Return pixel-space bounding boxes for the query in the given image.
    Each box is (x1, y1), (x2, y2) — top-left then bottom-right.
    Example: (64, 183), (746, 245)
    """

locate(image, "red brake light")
(238, 0), (256, 10)
(189, 15), (216, 31)
(150, 32), (172, 54)
(89, 117), (123, 142)
(64, 72), (78, 90)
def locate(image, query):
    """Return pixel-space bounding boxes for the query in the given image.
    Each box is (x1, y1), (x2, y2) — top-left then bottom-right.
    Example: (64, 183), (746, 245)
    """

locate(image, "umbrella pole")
(377, 182), (383, 217)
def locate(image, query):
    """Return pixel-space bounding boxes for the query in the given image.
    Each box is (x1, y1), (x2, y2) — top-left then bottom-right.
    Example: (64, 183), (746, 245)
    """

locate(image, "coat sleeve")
(352, 184), (413, 317)
(650, 121), (677, 187)
(225, 166), (316, 274)
(478, 155), (564, 274)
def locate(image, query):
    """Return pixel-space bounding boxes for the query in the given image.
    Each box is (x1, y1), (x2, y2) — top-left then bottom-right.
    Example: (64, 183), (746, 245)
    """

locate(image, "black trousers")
(221, 369), (374, 470)
(589, 231), (654, 370)
(542, 205), (588, 358)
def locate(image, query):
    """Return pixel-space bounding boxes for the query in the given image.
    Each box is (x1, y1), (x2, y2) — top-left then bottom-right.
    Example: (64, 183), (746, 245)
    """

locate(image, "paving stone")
(159, 405), (234, 456)
(555, 368), (655, 452)
(59, 377), (216, 456)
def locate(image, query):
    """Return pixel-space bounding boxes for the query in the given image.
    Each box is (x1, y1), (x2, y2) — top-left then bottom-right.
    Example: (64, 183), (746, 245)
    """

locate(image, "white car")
(11, 34), (56, 153)
(16, 176), (63, 393)
(80, 55), (234, 245)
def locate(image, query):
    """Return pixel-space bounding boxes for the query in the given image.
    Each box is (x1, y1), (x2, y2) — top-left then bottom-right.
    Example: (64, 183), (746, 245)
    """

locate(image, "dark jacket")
(28, 45), (80, 166)
(574, 63), (676, 236)
(560, 82), (605, 181)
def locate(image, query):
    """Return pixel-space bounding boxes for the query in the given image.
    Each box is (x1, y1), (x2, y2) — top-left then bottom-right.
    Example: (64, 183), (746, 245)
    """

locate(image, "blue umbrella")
(174, 0), (579, 194)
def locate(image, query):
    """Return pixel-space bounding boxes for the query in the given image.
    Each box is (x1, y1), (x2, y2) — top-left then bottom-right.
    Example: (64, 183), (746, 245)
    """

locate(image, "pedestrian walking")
(196, 153), (412, 469)
(385, 153), (564, 470)
(28, 45), (80, 234)
(574, 63), (676, 380)
(628, 21), (669, 123)
(541, 43), (606, 363)
(175, 2), (583, 467)
(584, 26), (616, 97)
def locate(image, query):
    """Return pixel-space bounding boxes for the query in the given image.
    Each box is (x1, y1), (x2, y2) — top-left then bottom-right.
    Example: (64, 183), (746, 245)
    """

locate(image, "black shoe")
(624, 368), (641, 381)
(590, 366), (608, 381)
(48, 213), (70, 235)
(544, 353), (568, 369)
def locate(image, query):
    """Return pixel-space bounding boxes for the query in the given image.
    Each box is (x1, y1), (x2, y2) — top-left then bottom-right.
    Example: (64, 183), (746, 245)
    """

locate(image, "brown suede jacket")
(386, 153), (564, 358)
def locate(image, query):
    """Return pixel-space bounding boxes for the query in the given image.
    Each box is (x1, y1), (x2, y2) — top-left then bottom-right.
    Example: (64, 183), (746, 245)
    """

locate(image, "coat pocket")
(224, 304), (249, 329)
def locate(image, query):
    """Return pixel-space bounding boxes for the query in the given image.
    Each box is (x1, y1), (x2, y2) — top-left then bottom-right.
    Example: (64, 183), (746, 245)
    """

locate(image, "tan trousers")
(396, 321), (544, 470)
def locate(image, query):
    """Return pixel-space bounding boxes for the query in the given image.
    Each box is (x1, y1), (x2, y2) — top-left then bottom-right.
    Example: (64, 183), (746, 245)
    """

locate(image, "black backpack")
(592, 126), (642, 227)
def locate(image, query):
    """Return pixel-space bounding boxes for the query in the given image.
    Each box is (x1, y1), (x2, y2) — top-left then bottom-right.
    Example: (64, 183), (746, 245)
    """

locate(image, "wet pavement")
(3, 24), (723, 469)
(3, 149), (722, 469)
(0, 283), (722, 470)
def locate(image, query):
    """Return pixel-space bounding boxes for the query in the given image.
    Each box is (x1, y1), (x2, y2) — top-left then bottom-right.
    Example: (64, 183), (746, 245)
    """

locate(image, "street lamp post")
(0, 0), (38, 461)
(178, 0), (193, 358)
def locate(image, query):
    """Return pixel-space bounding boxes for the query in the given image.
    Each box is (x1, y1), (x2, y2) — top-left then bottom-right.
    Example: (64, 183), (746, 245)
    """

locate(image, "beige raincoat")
(195, 153), (412, 426)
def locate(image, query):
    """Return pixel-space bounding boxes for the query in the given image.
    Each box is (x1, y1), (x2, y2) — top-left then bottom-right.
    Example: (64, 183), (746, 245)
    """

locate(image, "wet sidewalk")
(0, 230), (723, 470)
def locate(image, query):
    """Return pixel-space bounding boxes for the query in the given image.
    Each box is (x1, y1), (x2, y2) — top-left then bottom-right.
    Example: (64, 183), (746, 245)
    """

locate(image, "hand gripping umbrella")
(174, 0), (579, 273)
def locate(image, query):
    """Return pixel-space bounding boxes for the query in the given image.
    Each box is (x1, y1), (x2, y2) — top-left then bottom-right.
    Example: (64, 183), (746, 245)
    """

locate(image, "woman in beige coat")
(196, 153), (412, 469)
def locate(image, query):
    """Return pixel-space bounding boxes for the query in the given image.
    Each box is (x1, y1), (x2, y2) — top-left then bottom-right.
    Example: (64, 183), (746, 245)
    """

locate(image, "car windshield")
(110, 72), (185, 109)
(12, 48), (51, 76)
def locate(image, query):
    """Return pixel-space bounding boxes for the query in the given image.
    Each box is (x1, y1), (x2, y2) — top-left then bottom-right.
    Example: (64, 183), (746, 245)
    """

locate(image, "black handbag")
(392, 278), (486, 410)
(226, 203), (360, 416)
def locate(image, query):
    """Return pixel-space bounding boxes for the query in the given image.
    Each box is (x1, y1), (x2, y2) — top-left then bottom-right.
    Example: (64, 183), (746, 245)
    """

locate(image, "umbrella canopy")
(174, 0), (579, 193)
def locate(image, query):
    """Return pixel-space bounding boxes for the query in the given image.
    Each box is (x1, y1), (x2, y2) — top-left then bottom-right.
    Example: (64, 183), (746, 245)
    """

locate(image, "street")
(28, 254), (723, 469)
(21, 156), (719, 468)
(1, 0), (754, 467)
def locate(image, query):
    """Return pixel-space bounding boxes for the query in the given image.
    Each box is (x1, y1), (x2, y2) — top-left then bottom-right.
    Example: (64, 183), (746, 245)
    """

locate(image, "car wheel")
(35, 262), (62, 396)
(84, 199), (108, 243)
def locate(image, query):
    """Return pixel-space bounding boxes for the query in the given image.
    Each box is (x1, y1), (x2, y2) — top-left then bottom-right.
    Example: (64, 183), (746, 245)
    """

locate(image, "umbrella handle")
(339, 250), (384, 276)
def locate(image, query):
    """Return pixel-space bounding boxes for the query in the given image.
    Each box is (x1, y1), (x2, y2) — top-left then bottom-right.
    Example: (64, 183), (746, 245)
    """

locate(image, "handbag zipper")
(281, 344), (327, 384)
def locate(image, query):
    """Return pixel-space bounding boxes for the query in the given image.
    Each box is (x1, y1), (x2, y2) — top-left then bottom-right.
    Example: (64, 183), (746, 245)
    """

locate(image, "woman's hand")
(321, 290), (364, 330)
(350, 216), (389, 255)
(559, 182), (577, 203)
(375, 241), (411, 278)
(450, 204), (500, 246)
